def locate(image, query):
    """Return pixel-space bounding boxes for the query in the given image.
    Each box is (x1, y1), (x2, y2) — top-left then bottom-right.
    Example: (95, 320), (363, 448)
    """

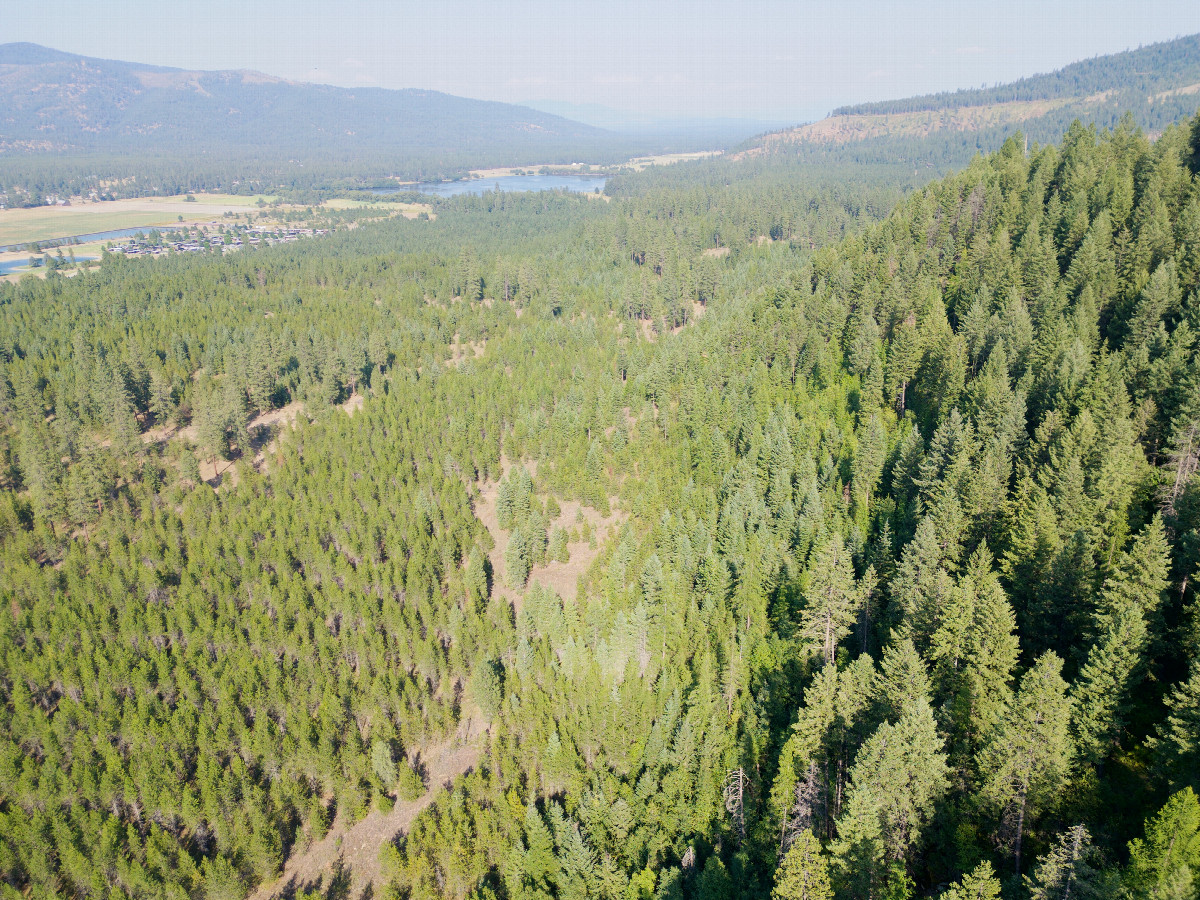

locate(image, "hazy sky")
(6, 1), (1200, 122)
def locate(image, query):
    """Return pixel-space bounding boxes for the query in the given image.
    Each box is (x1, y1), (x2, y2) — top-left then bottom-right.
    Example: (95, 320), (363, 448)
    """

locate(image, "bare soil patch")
(340, 392), (365, 417)
(736, 99), (1066, 156)
(447, 335), (487, 366)
(249, 719), (487, 900)
(473, 457), (624, 610)
(1154, 81), (1200, 100)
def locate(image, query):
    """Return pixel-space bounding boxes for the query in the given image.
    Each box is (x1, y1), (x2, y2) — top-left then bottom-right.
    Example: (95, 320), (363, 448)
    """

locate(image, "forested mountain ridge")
(0, 42), (733, 197)
(2, 104), (1200, 900)
(833, 34), (1200, 116)
(0, 42), (608, 156)
(742, 34), (1200, 170)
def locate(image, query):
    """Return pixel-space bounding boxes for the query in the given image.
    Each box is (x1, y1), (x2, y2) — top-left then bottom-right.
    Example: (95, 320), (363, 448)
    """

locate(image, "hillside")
(743, 33), (1200, 161)
(0, 42), (609, 159)
(2, 103), (1200, 899)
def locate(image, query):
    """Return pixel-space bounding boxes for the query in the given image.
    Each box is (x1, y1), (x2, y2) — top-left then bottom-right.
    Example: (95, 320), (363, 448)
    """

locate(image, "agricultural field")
(0, 193), (271, 247)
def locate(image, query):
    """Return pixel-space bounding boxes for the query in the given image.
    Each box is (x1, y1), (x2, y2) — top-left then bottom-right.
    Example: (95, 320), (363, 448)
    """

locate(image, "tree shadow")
(277, 855), (353, 900)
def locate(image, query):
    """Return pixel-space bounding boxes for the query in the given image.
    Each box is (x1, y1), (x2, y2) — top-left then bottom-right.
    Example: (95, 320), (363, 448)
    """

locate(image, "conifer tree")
(875, 638), (932, 723)
(831, 699), (948, 894)
(891, 516), (955, 653)
(937, 861), (1002, 900)
(799, 535), (859, 666)
(772, 831), (832, 900)
(1072, 518), (1171, 765)
(1024, 825), (1106, 900)
(930, 544), (1018, 747)
(1125, 787), (1200, 900)
(1151, 659), (1200, 792)
(979, 652), (1073, 876)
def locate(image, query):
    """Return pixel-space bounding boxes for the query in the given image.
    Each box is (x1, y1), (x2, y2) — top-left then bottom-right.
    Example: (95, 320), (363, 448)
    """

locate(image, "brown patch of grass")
(340, 392), (364, 416)
(1154, 81), (1200, 100)
(737, 98), (1069, 155)
(446, 335), (487, 366)
(248, 719), (487, 900)
(472, 457), (624, 611)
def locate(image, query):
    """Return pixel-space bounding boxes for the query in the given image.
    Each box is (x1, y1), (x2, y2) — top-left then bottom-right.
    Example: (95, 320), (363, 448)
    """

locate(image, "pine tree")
(937, 861), (1002, 900)
(1151, 659), (1200, 792)
(799, 536), (859, 666)
(772, 831), (832, 900)
(17, 425), (64, 527)
(1024, 825), (1105, 900)
(1125, 787), (1200, 900)
(978, 652), (1073, 876)
(506, 528), (530, 588)
(149, 369), (176, 425)
(106, 367), (142, 459)
(65, 446), (107, 534)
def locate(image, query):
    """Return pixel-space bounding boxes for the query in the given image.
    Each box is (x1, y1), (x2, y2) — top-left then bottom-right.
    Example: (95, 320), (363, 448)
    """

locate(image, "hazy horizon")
(5, 1), (1200, 126)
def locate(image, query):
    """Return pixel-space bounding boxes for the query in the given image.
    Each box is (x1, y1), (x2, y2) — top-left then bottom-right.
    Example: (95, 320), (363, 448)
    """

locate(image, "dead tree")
(724, 767), (748, 844)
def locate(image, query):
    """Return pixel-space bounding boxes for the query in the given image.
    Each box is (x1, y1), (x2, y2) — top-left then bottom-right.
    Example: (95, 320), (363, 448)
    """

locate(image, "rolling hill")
(0, 42), (611, 158)
(740, 33), (1200, 164)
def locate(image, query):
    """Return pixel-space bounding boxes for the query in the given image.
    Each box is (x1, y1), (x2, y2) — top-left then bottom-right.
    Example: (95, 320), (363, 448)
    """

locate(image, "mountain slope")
(0, 42), (608, 157)
(742, 34), (1200, 159)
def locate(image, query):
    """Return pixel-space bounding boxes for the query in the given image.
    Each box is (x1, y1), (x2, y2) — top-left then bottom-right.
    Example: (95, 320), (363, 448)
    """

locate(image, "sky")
(5, 1), (1200, 124)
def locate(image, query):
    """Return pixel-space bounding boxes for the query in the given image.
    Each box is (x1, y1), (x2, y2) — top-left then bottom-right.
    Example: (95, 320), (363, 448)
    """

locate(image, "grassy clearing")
(169, 192), (277, 207)
(623, 151), (723, 170)
(323, 198), (432, 218)
(0, 194), (275, 246)
(750, 99), (1069, 150)
(0, 209), (189, 246)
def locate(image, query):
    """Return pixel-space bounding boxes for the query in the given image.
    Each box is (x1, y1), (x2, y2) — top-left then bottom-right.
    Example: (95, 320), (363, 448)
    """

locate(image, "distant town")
(108, 223), (331, 258)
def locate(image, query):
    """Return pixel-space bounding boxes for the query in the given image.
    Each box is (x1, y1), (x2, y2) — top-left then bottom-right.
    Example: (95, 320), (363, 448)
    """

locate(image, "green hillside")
(1, 95), (1200, 900)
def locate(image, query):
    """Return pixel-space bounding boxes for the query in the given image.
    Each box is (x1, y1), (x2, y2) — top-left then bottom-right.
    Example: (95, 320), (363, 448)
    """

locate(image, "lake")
(374, 173), (608, 197)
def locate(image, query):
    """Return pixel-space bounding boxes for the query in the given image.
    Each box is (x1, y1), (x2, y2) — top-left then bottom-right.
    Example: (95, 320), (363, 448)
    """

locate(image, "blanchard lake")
(373, 173), (608, 197)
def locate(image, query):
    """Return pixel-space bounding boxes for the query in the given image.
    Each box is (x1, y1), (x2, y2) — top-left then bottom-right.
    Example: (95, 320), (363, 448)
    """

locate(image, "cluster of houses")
(108, 225), (330, 258)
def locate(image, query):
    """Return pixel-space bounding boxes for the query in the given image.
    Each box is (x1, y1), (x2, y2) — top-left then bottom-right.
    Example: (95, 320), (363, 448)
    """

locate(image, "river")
(0, 226), (182, 254)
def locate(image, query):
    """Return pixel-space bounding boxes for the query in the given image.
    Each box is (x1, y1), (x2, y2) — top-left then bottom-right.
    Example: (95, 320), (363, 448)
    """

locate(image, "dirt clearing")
(250, 719), (487, 900)
(473, 457), (624, 611)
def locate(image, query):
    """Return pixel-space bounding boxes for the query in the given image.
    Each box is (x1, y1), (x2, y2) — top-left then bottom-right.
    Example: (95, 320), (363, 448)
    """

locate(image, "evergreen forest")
(3, 86), (1200, 900)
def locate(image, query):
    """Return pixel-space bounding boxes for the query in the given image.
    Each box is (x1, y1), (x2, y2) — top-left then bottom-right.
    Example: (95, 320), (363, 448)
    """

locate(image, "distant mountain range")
(4, 36), (1200, 197)
(520, 99), (787, 142)
(740, 34), (1200, 162)
(0, 42), (609, 158)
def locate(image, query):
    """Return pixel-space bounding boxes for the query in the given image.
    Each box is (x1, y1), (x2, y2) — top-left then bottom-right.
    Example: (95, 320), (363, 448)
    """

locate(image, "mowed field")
(0, 194), (272, 246)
